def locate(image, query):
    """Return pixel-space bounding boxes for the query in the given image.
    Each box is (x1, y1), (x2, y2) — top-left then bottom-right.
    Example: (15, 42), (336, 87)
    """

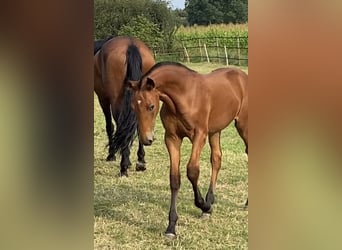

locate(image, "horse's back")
(206, 68), (248, 132)
(207, 67), (247, 99)
(99, 36), (154, 80)
(94, 36), (155, 99)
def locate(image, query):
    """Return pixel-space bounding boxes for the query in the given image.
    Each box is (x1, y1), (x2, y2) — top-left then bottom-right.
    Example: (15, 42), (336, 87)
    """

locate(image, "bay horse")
(129, 62), (248, 238)
(94, 36), (113, 55)
(94, 36), (155, 176)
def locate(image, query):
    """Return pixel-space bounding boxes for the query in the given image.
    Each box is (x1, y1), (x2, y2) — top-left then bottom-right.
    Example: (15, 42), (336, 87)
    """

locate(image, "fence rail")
(152, 36), (248, 67)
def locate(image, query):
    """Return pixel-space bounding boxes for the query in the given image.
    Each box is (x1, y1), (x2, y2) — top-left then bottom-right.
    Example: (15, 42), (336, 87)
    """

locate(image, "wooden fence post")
(237, 37), (241, 66)
(224, 45), (229, 66)
(199, 39), (203, 62)
(216, 38), (220, 63)
(204, 43), (210, 63)
(183, 42), (190, 63)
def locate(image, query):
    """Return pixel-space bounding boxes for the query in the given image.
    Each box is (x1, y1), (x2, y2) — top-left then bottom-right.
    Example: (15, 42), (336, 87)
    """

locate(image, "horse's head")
(129, 77), (160, 146)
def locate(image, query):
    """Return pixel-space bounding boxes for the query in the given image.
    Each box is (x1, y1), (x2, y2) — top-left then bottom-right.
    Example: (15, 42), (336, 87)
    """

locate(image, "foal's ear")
(146, 77), (155, 91)
(127, 80), (139, 91)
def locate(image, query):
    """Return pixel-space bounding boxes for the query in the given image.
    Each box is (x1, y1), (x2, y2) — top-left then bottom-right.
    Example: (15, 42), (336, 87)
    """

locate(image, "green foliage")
(175, 24), (248, 45)
(118, 16), (163, 48)
(154, 24), (248, 66)
(185, 0), (248, 25)
(185, 0), (224, 25)
(94, 0), (181, 49)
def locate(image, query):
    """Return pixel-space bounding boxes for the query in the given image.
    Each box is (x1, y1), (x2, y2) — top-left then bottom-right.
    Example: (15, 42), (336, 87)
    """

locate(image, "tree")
(185, 0), (223, 25)
(185, 0), (247, 25)
(94, 0), (182, 49)
(173, 9), (188, 26)
(118, 15), (163, 48)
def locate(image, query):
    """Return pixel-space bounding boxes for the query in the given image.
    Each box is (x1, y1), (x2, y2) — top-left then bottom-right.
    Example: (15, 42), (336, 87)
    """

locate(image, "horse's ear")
(146, 77), (155, 91)
(127, 80), (139, 91)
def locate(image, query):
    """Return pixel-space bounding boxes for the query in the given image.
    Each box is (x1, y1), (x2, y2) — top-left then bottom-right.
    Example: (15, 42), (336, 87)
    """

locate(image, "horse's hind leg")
(205, 132), (222, 208)
(119, 146), (131, 177)
(136, 141), (146, 171)
(98, 97), (115, 161)
(235, 107), (248, 208)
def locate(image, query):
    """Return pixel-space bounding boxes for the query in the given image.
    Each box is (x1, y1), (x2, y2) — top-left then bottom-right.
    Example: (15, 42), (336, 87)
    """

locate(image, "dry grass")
(94, 63), (248, 249)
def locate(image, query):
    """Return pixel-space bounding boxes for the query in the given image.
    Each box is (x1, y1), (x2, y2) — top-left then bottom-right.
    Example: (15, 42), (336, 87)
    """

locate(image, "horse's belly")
(208, 101), (239, 132)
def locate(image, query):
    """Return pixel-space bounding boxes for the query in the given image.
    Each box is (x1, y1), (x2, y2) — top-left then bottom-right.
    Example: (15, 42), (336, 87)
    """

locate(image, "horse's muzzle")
(143, 139), (153, 146)
(140, 132), (154, 146)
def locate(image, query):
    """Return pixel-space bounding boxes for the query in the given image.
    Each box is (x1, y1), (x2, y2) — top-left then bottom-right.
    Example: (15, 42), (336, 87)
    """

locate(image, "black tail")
(94, 36), (113, 55)
(111, 43), (142, 156)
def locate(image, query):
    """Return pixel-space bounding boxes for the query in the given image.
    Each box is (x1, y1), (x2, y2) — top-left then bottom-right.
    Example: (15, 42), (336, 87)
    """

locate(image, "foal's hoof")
(242, 199), (248, 210)
(164, 232), (176, 240)
(106, 154), (116, 161)
(136, 162), (146, 172)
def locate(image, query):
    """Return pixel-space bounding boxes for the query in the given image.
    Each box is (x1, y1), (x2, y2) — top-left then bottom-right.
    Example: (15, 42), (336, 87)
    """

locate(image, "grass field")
(94, 63), (248, 249)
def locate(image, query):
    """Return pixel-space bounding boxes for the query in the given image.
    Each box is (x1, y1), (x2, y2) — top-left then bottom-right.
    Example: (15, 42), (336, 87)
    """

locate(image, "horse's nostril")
(148, 139), (153, 144)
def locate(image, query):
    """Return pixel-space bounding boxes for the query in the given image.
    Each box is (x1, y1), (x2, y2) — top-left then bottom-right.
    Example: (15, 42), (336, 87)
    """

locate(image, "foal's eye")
(148, 104), (155, 111)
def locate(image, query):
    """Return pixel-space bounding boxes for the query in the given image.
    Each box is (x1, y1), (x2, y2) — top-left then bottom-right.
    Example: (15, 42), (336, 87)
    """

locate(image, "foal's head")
(129, 77), (160, 146)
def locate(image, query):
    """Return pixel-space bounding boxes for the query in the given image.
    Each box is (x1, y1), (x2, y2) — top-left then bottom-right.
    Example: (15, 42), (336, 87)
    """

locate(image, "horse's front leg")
(187, 131), (212, 214)
(164, 134), (182, 239)
(136, 141), (146, 171)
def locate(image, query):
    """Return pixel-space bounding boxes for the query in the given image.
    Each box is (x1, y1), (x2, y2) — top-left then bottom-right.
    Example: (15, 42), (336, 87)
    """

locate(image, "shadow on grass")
(94, 177), (246, 236)
(94, 181), (170, 230)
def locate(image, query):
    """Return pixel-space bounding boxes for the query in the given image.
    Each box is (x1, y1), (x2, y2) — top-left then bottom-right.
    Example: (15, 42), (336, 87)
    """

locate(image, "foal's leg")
(205, 132), (222, 207)
(235, 112), (248, 208)
(136, 139), (146, 171)
(187, 131), (212, 214)
(98, 97), (115, 161)
(165, 134), (182, 238)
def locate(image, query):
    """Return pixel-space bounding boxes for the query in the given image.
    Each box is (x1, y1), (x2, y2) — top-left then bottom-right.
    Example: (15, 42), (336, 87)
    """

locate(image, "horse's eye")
(148, 104), (155, 111)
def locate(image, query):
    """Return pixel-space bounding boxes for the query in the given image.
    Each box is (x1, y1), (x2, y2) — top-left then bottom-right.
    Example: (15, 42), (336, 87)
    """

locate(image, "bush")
(118, 15), (163, 49)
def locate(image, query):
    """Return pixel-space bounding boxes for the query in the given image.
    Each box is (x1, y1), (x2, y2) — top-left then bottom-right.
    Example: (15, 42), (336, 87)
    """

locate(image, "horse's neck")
(155, 67), (192, 93)
(159, 93), (177, 114)
(155, 69), (197, 115)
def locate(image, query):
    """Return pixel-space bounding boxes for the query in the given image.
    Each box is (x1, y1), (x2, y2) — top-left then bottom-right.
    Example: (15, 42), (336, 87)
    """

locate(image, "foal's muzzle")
(140, 132), (154, 146)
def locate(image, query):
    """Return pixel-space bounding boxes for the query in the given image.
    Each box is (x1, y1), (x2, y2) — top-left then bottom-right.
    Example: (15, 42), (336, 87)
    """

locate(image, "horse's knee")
(187, 166), (199, 182)
(211, 151), (222, 166)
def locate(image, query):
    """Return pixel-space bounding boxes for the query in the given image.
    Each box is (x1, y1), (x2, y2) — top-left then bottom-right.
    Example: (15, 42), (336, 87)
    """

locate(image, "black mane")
(143, 61), (196, 78)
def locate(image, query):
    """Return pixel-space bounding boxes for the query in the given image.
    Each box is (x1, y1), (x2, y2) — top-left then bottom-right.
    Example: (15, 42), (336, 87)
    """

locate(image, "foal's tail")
(111, 43), (142, 156)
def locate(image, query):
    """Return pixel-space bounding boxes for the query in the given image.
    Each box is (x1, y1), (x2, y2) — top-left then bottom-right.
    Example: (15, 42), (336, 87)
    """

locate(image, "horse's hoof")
(118, 171), (128, 177)
(242, 199), (248, 210)
(200, 212), (211, 220)
(136, 162), (146, 171)
(106, 155), (116, 161)
(164, 232), (176, 240)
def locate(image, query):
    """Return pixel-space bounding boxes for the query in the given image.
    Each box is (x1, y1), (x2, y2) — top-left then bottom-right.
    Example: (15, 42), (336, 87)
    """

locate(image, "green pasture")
(94, 63), (248, 249)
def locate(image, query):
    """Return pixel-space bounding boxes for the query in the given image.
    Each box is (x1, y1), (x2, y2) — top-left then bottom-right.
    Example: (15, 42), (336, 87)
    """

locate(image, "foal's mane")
(143, 61), (196, 78)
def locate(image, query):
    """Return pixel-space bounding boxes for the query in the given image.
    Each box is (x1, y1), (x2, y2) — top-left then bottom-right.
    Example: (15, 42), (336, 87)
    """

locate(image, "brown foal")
(129, 62), (248, 238)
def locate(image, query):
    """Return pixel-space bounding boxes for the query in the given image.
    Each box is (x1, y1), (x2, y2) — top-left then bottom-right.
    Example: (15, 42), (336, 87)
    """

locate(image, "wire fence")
(152, 36), (248, 67)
